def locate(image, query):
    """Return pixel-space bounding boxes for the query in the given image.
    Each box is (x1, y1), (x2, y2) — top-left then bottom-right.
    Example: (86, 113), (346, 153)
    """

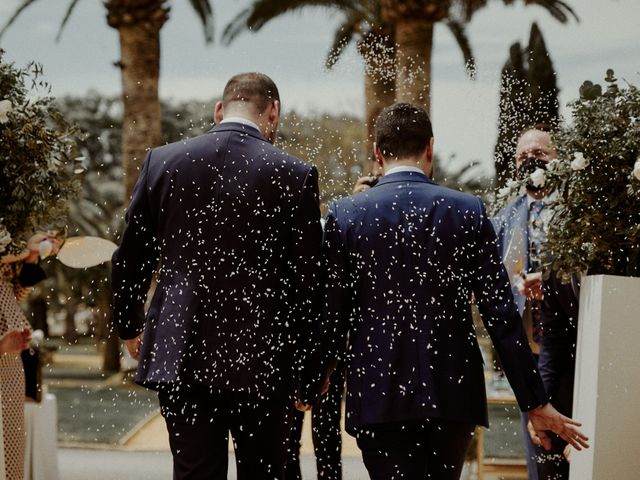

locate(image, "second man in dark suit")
(306, 102), (587, 479)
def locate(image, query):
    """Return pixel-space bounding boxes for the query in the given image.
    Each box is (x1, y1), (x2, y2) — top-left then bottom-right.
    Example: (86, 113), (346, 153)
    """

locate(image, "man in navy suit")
(493, 125), (576, 479)
(308, 103), (587, 479)
(112, 73), (322, 479)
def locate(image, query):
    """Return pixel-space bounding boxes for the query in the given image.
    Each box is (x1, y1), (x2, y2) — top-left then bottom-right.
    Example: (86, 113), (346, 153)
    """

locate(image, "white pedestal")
(24, 393), (59, 480)
(570, 274), (640, 480)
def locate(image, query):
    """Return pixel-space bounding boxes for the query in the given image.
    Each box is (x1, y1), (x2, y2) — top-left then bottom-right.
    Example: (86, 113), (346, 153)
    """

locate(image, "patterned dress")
(0, 263), (31, 480)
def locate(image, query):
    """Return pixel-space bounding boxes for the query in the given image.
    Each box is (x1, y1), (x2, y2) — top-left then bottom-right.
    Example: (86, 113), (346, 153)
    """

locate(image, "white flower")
(38, 239), (53, 259)
(530, 168), (546, 188)
(0, 99), (12, 124)
(546, 159), (560, 172)
(571, 152), (589, 171)
(506, 179), (519, 189)
(634, 158), (640, 181)
(497, 186), (511, 198)
(581, 242), (596, 255)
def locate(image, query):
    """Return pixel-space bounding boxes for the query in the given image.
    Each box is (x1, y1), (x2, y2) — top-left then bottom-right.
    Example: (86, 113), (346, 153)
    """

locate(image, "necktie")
(528, 200), (546, 343)
(529, 200), (546, 272)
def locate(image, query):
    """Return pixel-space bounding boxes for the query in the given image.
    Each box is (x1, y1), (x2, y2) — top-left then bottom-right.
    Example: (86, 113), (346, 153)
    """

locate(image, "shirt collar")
(385, 165), (425, 176)
(220, 116), (261, 133)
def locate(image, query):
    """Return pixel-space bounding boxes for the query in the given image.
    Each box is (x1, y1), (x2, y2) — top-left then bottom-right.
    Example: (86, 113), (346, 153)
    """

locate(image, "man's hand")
(125, 333), (144, 360)
(528, 403), (589, 451)
(295, 401), (312, 412)
(563, 444), (573, 462)
(0, 327), (32, 354)
(518, 272), (544, 300)
(295, 375), (331, 412)
(352, 176), (378, 195)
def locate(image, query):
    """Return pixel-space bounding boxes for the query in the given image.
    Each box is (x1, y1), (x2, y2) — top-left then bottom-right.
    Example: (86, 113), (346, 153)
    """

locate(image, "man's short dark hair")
(375, 102), (433, 160)
(222, 72), (280, 114)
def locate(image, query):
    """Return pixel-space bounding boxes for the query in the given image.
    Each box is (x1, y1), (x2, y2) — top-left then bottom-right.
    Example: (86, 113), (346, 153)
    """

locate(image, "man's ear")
(425, 137), (435, 178)
(374, 143), (384, 168)
(214, 101), (224, 124)
(426, 137), (434, 164)
(269, 100), (280, 125)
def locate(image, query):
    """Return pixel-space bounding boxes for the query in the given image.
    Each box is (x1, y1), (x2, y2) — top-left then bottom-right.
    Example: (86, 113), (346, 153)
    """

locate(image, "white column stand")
(570, 274), (640, 479)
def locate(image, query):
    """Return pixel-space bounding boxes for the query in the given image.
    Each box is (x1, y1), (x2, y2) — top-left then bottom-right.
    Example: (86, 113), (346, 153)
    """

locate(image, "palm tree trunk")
(105, 0), (169, 373)
(64, 301), (79, 344)
(394, 19), (434, 114)
(110, 5), (167, 197)
(360, 30), (396, 173)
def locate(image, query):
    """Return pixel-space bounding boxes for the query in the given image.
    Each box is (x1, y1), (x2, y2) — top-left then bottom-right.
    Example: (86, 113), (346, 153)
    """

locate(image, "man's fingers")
(540, 436), (552, 451)
(560, 433), (584, 451)
(530, 428), (550, 450)
(530, 433), (543, 447)
(560, 416), (582, 427)
(295, 402), (312, 412)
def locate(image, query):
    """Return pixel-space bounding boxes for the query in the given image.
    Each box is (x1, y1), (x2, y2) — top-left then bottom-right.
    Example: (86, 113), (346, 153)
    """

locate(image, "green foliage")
(497, 71), (640, 279)
(494, 23), (559, 188)
(278, 111), (366, 203)
(0, 50), (81, 256)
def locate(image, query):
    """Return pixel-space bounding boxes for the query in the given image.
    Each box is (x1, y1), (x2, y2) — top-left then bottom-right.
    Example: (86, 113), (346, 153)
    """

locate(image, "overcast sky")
(1, 0), (639, 176)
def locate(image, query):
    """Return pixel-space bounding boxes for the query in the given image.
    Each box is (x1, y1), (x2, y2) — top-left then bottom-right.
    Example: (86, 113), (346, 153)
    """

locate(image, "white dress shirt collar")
(220, 116), (261, 133)
(385, 165), (425, 176)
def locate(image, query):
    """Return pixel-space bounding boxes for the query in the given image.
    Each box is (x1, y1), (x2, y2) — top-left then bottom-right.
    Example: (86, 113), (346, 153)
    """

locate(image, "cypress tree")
(494, 22), (559, 187)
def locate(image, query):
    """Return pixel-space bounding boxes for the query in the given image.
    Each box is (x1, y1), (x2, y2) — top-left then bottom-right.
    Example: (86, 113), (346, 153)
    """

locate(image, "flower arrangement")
(497, 70), (640, 280)
(0, 49), (82, 257)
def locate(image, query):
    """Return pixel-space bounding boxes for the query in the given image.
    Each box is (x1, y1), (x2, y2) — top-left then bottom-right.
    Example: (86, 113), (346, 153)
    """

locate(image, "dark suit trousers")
(285, 364), (345, 480)
(354, 418), (474, 480)
(159, 385), (294, 480)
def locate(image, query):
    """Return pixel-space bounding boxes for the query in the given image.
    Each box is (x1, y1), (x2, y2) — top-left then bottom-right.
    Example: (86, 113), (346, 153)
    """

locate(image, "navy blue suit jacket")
(112, 122), (322, 397)
(314, 171), (546, 431)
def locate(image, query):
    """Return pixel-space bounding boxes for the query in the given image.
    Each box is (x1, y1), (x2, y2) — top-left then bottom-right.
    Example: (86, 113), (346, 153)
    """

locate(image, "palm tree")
(1, 0), (213, 372)
(380, 0), (578, 113)
(222, 0), (479, 171)
(1, 0), (213, 198)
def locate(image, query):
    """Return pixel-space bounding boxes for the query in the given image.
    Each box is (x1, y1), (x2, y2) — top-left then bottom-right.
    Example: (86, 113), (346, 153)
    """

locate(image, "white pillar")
(570, 274), (640, 479)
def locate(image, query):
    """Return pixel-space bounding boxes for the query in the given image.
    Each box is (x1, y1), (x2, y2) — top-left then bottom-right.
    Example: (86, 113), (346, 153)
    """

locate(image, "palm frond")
(0, 0), (40, 39)
(56, 0), (81, 42)
(189, 0), (214, 43)
(525, 0), (579, 23)
(222, 6), (252, 45)
(222, 0), (351, 45)
(446, 20), (476, 80)
(325, 10), (363, 69)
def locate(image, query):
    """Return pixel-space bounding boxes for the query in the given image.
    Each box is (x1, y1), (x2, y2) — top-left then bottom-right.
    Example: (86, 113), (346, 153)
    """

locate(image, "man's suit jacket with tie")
(492, 194), (530, 317)
(314, 171), (547, 432)
(111, 122), (322, 398)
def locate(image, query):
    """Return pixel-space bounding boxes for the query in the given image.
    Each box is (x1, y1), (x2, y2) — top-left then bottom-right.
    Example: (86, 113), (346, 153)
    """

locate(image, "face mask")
(517, 157), (547, 192)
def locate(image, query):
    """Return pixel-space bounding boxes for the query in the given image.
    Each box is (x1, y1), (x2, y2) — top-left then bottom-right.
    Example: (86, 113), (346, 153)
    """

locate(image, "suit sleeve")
(539, 274), (578, 412)
(111, 151), (159, 340)
(300, 202), (351, 404)
(288, 166), (324, 396)
(471, 200), (548, 411)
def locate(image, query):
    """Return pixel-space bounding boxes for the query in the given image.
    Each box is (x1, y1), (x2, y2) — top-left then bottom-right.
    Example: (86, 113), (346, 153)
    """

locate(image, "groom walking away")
(308, 103), (588, 480)
(111, 73), (323, 479)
